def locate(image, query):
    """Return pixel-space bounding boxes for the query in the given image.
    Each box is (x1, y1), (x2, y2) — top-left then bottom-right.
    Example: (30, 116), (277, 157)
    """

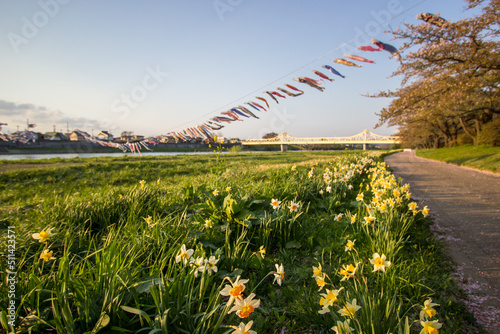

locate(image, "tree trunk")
(458, 117), (477, 145)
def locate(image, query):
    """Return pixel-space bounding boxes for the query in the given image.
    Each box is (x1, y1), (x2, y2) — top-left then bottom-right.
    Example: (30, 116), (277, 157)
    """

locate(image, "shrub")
(477, 119), (500, 146)
(457, 133), (474, 146)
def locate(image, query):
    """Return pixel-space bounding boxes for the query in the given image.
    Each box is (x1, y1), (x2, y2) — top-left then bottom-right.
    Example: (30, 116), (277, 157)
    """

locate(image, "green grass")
(416, 145), (500, 173)
(0, 151), (483, 333)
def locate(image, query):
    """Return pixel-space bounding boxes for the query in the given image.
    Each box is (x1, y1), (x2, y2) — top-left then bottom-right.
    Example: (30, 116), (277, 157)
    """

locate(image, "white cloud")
(0, 99), (101, 133)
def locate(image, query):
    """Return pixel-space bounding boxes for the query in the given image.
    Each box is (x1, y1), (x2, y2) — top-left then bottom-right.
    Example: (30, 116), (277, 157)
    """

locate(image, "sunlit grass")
(0, 151), (481, 333)
(417, 145), (500, 173)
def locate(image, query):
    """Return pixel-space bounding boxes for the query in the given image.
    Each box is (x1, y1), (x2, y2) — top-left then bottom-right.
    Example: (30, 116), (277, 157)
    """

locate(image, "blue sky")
(0, 0), (478, 139)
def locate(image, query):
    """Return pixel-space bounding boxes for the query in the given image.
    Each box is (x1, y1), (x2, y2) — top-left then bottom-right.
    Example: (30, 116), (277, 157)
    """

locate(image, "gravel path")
(385, 150), (500, 334)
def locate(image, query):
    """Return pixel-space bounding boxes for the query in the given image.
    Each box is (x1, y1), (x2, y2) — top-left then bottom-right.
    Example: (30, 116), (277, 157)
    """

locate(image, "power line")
(168, 0), (428, 133)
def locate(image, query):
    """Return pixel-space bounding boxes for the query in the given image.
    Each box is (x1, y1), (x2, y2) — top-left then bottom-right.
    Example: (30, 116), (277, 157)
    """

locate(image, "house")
(44, 132), (68, 141)
(96, 131), (114, 142)
(70, 131), (90, 141)
(131, 135), (144, 142)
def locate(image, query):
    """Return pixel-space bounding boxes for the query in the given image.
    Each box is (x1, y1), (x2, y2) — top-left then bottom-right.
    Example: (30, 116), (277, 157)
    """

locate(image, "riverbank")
(0, 151), (482, 333)
(0, 141), (239, 155)
(416, 145), (500, 173)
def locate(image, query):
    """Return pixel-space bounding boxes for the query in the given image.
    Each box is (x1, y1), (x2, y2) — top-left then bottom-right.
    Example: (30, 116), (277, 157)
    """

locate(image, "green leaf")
(0, 311), (8, 331)
(91, 312), (110, 334)
(130, 277), (162, 294)
(120, 305), (152, 326)
(285, 240), (301, 249)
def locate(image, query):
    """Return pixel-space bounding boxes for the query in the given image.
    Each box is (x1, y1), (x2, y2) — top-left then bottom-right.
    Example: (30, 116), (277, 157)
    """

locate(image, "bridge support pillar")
(281, 144), (288, 152)
(363, 143), (366, 150)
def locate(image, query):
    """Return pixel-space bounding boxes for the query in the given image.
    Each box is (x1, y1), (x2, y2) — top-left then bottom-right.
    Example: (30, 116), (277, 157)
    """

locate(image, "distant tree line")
(370, 0), (499, 148)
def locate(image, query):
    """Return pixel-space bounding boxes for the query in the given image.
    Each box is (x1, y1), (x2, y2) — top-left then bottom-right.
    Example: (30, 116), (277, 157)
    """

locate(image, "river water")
(0, 151), (226, 161)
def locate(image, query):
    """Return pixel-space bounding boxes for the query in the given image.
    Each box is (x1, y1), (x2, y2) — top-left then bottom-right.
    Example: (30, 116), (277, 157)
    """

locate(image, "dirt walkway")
(385, 150), (500, 334)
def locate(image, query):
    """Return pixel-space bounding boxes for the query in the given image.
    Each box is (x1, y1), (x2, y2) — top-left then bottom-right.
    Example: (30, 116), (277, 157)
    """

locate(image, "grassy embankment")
(417, 145), (500, 173)
(0, 150), (482, 333)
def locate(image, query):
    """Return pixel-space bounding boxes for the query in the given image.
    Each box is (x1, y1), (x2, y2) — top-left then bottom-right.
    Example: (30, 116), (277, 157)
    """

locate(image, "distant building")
(117, 134), (145, 142)
(44, 132), (68, 141)
(70, 131), (90, 141)
(96, 131), (114, 142)
(131, 135), (144, 142)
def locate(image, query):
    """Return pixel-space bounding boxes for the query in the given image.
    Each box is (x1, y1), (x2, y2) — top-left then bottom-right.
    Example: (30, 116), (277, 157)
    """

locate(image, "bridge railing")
(241, 130), (399, 145)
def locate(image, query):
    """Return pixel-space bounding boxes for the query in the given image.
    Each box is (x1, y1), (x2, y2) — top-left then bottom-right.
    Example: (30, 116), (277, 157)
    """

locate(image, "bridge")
(241, 129), (400, 151)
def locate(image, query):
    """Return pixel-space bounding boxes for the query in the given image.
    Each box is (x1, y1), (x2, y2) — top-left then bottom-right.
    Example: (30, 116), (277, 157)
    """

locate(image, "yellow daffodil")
(220, 275), (249, 304)
(40, 249), (55, 262)
(316, 274), (327, 291)
(291, 165), (296, 171)
(270, 199), (281, 210)
(332, 319), (354, 334)
(258, 245), (266, 258)
(338, 299), (361, 318)
(420, 320), (442, 334)
(312, 263), (323, 278)
(318, 288), (343, 314)
(409, 202), (418, 211)
(213, 189), (219, 196)
(370, 253), (391, 272)
(140, 180), (146, 189)
(144, 216), (155, 227)
(273, 263), (285, 286)
(363, 216), (376, 225)
(350, 214), (357, 224)
(393, 189), (400, 197)
(356, 193), (364, 202)
(226, 186), (231, 192)
(378, 202), (388, 213)
(32, 228), (54, 243)
(339, 263), (357, 281)
(229, 320), (257, 334)
(229, 293), (260, 318)
(156, 178), (161, 185)
(345, 240), (355, 252)
(422, 205), (430, 217)
(175, 244), (194, 266)
(420, 299), (439, 319)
